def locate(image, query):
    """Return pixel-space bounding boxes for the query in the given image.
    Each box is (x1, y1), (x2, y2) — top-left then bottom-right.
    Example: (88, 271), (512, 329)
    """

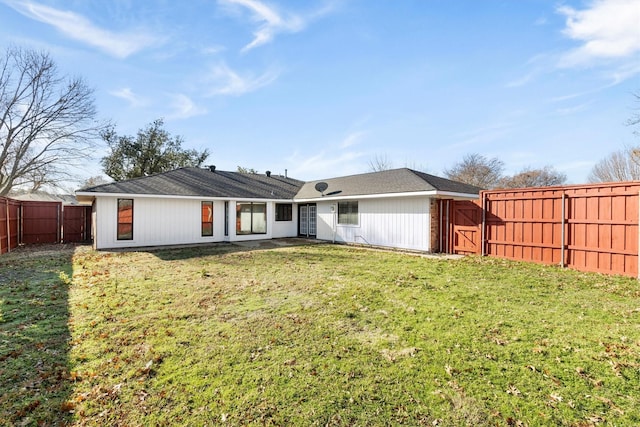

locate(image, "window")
(338, 201), (358, 225)
(224, 201), (229, 237)
(117, 199), (133, 240)
(275, 203), (293, 221)
(236, 202), (267, 234)
(201, 201), (213, 236)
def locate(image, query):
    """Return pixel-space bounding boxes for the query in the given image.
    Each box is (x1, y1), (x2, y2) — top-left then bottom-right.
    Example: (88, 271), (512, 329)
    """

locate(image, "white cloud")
(219, 0), (335, 52)
(450, 122), (515, 149)
(109, 87), (147, 108)
(340, 131), (367, 148)
(204, 62), (279, 96)
(505, 53), (553, 88)
(534, 16), (548, 26)
(220, 0), (303, 51)
(286, 149), (365, 180)
(505, 70), (538, 88)
(166, 94), (207, 119)
(555, 101), (593, 116)
(201, 45), (226, 55)
(606, 61), (640, 85)
(558, 0), (640, 66)
(3, 0), (161, 58)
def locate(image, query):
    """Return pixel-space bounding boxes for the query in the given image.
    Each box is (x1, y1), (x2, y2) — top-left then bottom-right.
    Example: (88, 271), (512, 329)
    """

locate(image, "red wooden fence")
(21, 201), (62, 244)
(1, 197), (21, 254)
(443, 182), (640, 277)
(0, 197), (92, 253)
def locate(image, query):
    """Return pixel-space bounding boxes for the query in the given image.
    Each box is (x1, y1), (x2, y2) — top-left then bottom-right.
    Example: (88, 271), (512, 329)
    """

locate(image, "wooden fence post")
(5, 198), (10, 253)
(561, 192), (566, 268)
(481, 193), (486, 257)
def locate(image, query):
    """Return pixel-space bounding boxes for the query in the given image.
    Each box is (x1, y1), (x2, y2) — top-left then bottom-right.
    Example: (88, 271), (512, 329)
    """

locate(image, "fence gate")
(446, 200), (482, 255)
(62, 205), (92, 242)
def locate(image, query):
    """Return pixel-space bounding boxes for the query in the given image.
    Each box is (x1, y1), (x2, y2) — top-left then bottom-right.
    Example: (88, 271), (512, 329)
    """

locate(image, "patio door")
(299, 204), (317, 237)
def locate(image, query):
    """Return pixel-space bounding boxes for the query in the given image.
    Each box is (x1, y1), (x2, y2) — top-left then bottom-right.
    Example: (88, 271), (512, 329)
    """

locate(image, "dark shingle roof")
(294, 168), (482, 200)
(78, 168), (304, 199)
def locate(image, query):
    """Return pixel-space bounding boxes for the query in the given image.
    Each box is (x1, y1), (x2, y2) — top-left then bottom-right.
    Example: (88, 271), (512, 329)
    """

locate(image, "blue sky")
(1, 0), (639, 184)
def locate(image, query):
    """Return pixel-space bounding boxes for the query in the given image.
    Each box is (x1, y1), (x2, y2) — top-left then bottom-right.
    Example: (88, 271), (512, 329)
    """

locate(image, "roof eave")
(75, 191), (295, 202)
(433, 191), (481, 200)
(294, 189), (479, 202)
(294, 190), (438, 202)
(75, 192), (96, 203)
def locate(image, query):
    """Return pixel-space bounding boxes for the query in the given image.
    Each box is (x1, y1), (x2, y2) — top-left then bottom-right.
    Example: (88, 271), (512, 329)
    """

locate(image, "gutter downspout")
(332, 204), (337, 243)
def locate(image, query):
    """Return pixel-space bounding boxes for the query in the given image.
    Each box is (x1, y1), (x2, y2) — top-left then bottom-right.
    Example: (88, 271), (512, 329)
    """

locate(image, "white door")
(299, 204), (316, 237)
(309, 205), (317, 236)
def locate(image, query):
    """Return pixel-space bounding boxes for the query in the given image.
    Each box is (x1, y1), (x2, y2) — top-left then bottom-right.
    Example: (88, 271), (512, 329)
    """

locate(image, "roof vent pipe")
(266, 170), (271, 177)
(209, 165), (216, 172)
(285, 169), (288, 178)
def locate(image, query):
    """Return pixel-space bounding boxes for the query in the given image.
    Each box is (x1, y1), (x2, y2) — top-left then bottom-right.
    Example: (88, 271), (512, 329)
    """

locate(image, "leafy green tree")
(237, 166), (258, 174)
(101, 119), (209, 181)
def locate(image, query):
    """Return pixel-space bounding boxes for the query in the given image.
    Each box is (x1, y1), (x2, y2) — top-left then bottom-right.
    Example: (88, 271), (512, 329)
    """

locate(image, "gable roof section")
(294, 168), (482, 200)
(77, 168), (304, 200)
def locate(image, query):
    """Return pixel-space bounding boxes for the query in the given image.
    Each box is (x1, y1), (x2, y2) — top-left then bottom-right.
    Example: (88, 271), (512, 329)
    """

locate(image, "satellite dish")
(314, 182), (328, 196)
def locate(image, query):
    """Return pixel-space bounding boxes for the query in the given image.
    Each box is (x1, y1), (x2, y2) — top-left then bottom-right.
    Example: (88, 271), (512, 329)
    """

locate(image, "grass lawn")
(1, 242), (639, 426)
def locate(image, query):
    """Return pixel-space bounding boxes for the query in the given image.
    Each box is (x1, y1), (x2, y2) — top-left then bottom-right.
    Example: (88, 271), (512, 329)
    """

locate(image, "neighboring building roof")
(77, 167), (304, 200)
(10, 192), (85, 205)
(294, 168), (482, 200)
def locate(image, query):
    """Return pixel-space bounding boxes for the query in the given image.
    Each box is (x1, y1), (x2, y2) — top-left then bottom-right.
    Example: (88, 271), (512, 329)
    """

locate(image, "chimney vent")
(285, 169), (288, 178)
(209, 165), (216, 172)
(266, 170), (271, 177)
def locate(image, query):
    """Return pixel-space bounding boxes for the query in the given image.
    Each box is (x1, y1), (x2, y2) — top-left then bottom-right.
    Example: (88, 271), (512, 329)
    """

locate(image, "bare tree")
(626, 91), (640, 137)
(498, 166), (567, 188)
(588, 92), (640, 183)
(443, 153), (504, 189)
(79, 175), (110, 189)
(367, 154), (393, 172)
(0, 46), (105, 196)
(588, 147), (640, 182)
(403, 162), (429, 173)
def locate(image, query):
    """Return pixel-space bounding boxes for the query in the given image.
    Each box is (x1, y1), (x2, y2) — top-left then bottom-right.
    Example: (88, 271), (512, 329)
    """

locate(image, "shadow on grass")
(0, 246), (76, 425)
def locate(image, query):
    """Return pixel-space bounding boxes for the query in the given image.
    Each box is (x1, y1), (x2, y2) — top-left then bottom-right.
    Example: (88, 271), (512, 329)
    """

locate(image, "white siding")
(95, 197), (299, 249)
(315, 196), (432, 251)
(95, 197), (226, 249)
(272, 203), (298, 238)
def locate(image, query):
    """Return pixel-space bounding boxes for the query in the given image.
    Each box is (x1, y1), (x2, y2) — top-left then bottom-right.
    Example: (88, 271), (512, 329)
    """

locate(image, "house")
(294, 168), (481, 251)
(75, 167), (304, 250)
(76, 167), (481, 251)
